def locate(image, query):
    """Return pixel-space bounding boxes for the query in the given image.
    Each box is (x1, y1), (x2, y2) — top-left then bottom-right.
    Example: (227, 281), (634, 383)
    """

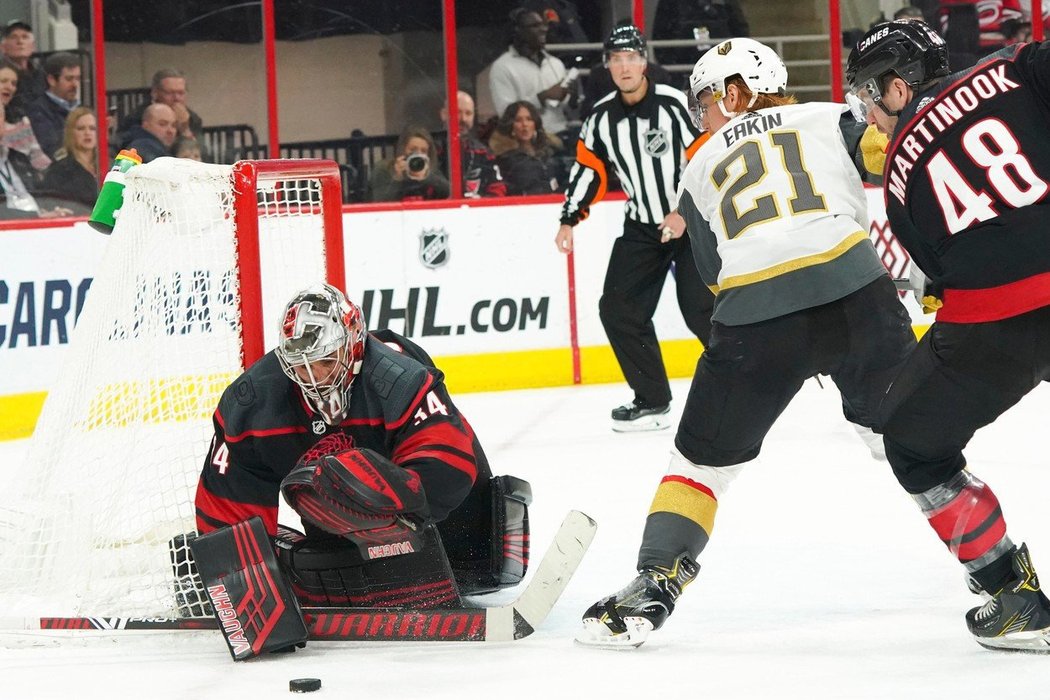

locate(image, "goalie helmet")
(276, 284), (365, 425)
(845, 20), (948, 120)
(689, 38), (787, 105)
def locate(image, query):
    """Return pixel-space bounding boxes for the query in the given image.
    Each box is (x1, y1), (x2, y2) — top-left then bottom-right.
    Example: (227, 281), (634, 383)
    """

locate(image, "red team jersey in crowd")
(195, 330), (485, 536)
(883, 41), (1050, 323)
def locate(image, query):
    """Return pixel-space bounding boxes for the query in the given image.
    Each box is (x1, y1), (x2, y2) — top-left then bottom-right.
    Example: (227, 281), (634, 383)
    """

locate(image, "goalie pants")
(599, 217), (714, 408)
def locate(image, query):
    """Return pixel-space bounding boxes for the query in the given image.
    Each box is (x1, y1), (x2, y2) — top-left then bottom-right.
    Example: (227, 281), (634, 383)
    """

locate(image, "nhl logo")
(643, 129), (670, 158)
(312, 419), (327, 435)
(419, 228), (450, 268)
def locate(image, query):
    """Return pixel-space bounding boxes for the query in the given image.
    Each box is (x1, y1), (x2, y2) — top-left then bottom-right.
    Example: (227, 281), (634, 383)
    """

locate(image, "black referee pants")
(599, 217), (713, 407)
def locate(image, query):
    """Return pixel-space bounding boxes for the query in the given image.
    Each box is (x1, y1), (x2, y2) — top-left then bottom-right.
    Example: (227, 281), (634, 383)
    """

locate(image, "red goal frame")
(231, 159), (347, 368)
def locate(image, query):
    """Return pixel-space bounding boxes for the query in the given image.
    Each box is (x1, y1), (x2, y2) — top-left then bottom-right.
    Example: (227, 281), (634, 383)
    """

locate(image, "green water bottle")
(88, 148), (143, 234)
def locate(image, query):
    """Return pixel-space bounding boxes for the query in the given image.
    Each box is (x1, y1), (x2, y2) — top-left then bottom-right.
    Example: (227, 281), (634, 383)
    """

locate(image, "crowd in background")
(2, 1), (1048, 218)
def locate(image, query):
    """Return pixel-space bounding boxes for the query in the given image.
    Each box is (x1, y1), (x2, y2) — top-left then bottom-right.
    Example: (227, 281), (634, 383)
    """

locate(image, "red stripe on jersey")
(394, 421), (474, 460)
(937, 272), (1050, 322)
(400, 449), (477, 479)
(195, 483), (278, 535)
(660, 474), (717, 501)
(388, 374), (435, 430)
(215, 408), (311, 443)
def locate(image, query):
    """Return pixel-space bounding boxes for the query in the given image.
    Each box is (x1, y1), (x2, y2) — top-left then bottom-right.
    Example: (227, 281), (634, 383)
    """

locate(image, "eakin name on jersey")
(676, 102), (888, 326)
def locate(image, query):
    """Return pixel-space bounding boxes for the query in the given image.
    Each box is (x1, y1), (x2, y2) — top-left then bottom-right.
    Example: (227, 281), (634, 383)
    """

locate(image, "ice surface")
(2, 378), (1048, 699)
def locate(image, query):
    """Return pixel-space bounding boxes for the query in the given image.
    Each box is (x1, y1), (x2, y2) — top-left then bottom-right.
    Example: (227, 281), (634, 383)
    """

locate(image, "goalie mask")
(688, 38), (787, 125)
(276, 284), (365, 425)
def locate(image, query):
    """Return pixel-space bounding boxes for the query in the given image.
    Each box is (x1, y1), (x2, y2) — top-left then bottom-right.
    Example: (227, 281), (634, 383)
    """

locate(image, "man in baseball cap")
(1, 20), (44, 117)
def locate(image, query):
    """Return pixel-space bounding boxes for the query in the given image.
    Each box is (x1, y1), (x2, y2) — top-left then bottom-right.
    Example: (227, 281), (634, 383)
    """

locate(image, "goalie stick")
(3, 510), (596, 643)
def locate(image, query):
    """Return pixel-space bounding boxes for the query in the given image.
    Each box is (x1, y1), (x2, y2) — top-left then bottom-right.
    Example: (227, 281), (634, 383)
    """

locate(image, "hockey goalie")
(188, 283), (531, 657)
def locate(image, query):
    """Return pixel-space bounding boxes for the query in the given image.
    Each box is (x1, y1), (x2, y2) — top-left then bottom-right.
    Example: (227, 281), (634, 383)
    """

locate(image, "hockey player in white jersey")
(577, 38), (917, 648)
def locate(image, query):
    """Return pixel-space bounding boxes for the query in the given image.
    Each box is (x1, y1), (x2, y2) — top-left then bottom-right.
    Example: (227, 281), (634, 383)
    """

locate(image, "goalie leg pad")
(275, 524), (461, 608)
(449, 475), (533, 595)
(281, 448), (428, 560)
(189, 517), (308, 661)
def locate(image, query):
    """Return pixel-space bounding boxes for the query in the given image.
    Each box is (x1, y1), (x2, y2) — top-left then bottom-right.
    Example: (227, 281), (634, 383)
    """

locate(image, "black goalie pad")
(444, 475), (532, 595)
(189, 517), (309, 661)
(274, 524), (461, 608)
(281, 448), (429, 561)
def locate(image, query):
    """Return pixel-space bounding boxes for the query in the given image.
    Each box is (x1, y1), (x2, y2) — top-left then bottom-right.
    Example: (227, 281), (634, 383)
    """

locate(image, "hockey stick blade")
(3, 510), (597, 643)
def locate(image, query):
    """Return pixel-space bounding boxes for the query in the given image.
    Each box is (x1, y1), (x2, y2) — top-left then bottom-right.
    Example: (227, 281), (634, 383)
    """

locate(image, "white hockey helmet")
(689, 38), (788, 106)
(276, 284), (365, 425)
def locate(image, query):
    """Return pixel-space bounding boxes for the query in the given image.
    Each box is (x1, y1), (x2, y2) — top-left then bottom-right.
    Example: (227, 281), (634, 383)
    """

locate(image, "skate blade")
(611, 415), (670, 433)
(975, 628), (1050, 654)
(574, 616), (653, 649)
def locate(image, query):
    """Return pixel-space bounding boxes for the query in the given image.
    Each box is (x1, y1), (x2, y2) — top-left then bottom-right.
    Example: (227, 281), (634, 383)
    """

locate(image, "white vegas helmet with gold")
(689, 38), (788, 121)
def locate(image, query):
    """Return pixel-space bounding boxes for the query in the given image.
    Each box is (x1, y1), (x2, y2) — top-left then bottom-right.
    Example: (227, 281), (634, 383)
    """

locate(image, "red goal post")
(232, 159), (345, 366)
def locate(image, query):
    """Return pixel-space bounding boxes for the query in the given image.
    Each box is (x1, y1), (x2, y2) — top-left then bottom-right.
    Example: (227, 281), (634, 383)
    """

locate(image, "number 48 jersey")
(677, 102), (888, 326)
(884, 42), (1050, 323)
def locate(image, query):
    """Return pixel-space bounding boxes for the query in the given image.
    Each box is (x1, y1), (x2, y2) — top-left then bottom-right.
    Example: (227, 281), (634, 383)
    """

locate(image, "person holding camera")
(369, 125), (450, 202)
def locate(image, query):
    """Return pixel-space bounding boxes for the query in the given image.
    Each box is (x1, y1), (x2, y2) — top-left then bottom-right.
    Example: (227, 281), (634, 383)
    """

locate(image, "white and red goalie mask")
(276, 284), (365, 424)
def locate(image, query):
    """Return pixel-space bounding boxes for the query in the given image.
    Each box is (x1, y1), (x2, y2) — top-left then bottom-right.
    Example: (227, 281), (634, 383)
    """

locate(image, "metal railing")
(548, 34), (841, 98)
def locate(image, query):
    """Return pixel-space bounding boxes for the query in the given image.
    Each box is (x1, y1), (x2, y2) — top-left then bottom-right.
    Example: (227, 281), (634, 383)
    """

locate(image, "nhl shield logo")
(312, 419), (327, 435)
(419, 228), (450, 268)
(643, 129), (670, 158)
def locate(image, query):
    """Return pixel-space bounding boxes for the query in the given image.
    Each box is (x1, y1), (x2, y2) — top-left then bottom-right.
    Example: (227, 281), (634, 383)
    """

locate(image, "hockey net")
(0, 157), (345, 619)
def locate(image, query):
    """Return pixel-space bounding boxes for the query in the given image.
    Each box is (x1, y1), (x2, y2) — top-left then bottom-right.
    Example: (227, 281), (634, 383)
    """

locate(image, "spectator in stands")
(519, 0), (591, 43)
(41, 106), (98, 214)
(1001, 17), (1032, 44)
(119, 68), (204, 144)
(26, 52), (81, 159)
(0, 20), (45, 121)
(488, 101), (565, 195)
(0, 99), (71, 220)
(893, 5), (927, 20)
(938, 0), (1022, 56)
(0, 64), (20, 124)
(369, 126), (450, 203)
(123, 103), (176, 163)
(1, 64), (51, 172)
(489, 8), (573, 137)
(439, 90), (508, 198)
(651, 0), (750, 74)
(173, 136), (202, 161)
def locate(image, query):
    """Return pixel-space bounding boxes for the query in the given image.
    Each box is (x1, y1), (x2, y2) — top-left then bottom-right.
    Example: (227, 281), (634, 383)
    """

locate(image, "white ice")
(2, 377), (1048, 699)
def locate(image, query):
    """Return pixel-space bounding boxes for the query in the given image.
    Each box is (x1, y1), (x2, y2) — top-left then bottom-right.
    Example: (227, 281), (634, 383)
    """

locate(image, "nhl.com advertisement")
(0, 193), (919, 437)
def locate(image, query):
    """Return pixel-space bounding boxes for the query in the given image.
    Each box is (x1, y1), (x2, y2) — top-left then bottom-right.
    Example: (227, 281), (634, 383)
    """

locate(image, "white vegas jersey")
(676, 102), (888, 325)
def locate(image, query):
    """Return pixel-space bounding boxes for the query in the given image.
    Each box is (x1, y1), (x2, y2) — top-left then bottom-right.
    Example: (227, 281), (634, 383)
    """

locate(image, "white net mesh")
(0, 158), (336, 617)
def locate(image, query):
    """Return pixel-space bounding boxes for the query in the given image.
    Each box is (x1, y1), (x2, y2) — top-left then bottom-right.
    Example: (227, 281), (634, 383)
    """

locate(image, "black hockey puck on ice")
(289, 678), (322, 693)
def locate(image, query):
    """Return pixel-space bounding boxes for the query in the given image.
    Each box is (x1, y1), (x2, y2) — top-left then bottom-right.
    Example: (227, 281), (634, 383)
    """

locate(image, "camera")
(406, 153), (429, 174)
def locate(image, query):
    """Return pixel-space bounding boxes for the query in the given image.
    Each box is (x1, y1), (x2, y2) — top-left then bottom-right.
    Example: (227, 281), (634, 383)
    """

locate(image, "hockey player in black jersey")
(846, 21), (1050, 652)
(194, 284), (531, 609)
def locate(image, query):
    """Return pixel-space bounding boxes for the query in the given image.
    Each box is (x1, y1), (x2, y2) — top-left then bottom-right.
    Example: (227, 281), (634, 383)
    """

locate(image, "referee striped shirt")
(560, 80), (705, 226)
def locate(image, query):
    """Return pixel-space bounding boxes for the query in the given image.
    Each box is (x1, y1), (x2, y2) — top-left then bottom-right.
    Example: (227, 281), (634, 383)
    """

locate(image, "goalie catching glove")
(281, 448), (430, 561)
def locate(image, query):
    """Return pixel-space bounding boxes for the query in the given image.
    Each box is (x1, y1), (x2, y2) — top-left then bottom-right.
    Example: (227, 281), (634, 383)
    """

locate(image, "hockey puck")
(289, 678), (321, 693)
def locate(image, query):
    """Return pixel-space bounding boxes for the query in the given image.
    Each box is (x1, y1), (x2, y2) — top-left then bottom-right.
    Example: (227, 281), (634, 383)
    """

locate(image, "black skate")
(611, 400), (670, 433)
(966, 543), (1050, 653)
(576, 554), (699, 648)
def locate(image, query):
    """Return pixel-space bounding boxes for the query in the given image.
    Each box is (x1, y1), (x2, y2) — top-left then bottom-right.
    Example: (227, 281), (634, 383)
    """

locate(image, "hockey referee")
(555, 24), (713, 432)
